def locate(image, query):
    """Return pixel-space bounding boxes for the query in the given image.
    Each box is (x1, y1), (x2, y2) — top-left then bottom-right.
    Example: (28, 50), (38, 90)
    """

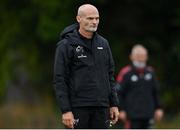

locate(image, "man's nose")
(92, 19), (98, 24)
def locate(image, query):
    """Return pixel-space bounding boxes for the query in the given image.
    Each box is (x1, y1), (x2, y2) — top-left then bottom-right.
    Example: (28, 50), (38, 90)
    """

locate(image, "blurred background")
(0, 0), (180, 128)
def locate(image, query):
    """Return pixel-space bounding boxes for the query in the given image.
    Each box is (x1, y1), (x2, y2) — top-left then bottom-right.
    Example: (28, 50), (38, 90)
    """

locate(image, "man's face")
(131, 51), (147, 63)
(130, 48), (148, 68)
(77, 10), (99, 32)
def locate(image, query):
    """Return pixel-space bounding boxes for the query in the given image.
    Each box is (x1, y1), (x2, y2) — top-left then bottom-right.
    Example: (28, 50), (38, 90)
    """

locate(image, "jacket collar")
(69, 29), (98, 50)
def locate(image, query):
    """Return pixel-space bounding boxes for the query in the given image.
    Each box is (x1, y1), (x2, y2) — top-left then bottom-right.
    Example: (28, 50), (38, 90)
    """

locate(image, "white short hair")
(131, 44), (148, 55)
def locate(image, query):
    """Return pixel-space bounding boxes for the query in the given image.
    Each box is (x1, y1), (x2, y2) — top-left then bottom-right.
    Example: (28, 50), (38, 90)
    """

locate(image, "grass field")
(0, 102), (64, 128)
(0, 102), (179, 129)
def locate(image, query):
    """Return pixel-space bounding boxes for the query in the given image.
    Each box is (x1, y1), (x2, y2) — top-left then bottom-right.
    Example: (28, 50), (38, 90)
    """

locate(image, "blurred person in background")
(53, 4), (119, 129)
(116, 44), (163, 129)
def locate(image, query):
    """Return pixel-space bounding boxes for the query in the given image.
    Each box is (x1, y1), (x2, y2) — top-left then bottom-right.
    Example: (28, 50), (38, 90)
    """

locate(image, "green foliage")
(0, 0), (76, 101)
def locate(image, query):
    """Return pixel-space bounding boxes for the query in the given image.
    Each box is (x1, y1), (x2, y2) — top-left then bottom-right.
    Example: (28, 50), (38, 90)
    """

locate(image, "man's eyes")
(87, 17), (99, 20)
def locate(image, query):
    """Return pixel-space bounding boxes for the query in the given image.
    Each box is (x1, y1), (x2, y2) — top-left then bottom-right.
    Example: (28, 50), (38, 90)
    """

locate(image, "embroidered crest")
(144, 73), (152, 81)
(76, 46), (84, 53)
(131, 75), (138, 82)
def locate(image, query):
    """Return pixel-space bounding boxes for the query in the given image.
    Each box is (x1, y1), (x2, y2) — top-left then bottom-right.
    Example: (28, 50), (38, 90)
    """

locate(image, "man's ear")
(76, 16), (81, 23)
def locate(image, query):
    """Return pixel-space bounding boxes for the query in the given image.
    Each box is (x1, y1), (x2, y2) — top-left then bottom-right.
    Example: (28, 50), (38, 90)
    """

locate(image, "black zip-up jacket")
(53, 24), (118, 113)
(116, 65), (162, 119)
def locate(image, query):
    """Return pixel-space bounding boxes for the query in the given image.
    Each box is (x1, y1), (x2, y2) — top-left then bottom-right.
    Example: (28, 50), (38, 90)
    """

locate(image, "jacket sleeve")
(152, 73), (162, 109)
(116, 70), (128, 111)
(107, 43), (119, 107)
(53, 40), (72, 113)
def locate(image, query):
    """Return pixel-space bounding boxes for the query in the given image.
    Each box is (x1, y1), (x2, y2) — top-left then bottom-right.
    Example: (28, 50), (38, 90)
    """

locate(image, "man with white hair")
(53, 4), (119, 128)
(116, 44), (163, 129)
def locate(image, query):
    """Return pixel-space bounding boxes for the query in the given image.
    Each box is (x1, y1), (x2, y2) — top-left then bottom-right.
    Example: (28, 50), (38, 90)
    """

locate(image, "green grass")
(0, 101), (180, 129)
(0, 102), (64, 128)
(155, 114), (180, 129)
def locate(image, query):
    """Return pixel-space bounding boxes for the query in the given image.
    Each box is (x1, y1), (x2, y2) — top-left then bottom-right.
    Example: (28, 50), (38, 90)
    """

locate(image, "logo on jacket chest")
(144, 73), (152, 81)
(130, 73), (152, 82)
(131, 74), (138, 82)
(76, 45), (84, 53)
(76, 45), (87, 59)
(97, 46), (103, 50)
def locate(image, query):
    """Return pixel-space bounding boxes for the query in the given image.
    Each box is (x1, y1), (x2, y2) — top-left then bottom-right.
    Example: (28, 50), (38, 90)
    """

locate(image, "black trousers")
(72, 107), (110, 129)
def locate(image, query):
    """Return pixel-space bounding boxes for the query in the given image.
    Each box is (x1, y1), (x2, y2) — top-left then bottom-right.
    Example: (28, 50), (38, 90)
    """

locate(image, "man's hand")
(119, 110), (127, 122)
(110, 107), (119, 124)
(62, 111), (74, 128)
(154, 109), (164, 121)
